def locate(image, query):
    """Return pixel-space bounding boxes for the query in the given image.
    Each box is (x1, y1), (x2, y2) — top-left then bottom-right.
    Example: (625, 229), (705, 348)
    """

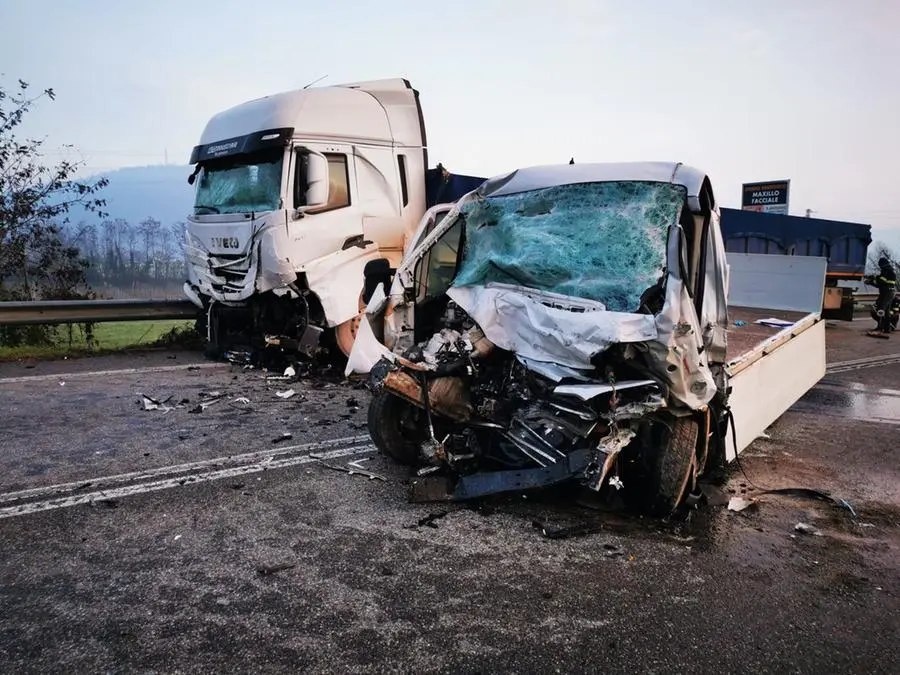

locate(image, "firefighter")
(865, 257), (897, 338)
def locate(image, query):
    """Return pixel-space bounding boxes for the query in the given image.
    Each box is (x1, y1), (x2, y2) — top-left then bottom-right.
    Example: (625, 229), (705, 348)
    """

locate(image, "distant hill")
(78, 164), (194, 226)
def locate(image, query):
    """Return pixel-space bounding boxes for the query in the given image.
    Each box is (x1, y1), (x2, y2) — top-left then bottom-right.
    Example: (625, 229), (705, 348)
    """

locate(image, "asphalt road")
(1, 320), (898, 674)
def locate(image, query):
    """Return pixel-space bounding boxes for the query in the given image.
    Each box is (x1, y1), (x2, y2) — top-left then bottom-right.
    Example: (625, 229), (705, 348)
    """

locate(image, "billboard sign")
(741, 179), (790, 215)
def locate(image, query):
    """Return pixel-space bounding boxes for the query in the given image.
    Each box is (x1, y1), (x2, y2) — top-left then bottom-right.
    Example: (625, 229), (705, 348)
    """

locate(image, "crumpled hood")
(446, 283), (658, 369)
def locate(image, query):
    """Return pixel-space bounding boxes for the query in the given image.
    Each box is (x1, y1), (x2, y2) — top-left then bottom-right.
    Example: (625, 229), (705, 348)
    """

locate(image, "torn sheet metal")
(301, 243), (384, 327)
(587, 428), (636, 491)
(344, 311), (396, 377)
(553, 380), (657, 401)
(447, 283), (658, 370)
(516, 356), (594, 383)
(381, 370), (473, 421)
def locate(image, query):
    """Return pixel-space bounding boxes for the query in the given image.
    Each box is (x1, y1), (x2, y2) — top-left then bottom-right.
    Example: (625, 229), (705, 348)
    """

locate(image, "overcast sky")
(3, 0), (899, 239)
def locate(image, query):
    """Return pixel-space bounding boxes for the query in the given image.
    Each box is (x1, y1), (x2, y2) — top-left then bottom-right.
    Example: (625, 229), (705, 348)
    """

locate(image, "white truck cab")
(183, 78), (483, 358)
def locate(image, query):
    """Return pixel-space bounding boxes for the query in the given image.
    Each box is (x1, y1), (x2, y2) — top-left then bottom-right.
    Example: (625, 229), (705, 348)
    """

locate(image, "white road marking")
(0, 444), (375, 519)
(0, 361), (227, 384)
(0, 435), (372, 505)
(825, 353), (900, 374)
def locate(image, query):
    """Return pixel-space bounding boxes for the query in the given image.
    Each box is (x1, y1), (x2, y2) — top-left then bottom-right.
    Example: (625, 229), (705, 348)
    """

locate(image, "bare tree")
(867, 241), (899, 275)
(0, 77), (107, 345)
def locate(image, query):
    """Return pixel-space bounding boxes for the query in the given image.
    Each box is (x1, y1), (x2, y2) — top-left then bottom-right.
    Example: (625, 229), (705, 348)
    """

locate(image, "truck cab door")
(288, 145), (359, 262)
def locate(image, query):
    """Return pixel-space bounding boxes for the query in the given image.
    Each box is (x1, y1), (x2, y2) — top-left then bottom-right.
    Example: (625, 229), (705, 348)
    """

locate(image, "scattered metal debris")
(188, 396), (222, 414)
(312, 456), (386, 481)
(139, 393), (172, 412)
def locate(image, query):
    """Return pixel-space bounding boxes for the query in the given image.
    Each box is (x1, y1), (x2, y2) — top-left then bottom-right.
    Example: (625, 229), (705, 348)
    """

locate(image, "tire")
(367, 390), (426, 466)
(647, 416), (699, 517)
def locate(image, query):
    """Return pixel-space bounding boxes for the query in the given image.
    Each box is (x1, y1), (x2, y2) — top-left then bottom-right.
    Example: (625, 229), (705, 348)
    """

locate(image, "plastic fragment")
(608, 475), (624, 490)
(728, 497), (755, 512)
(275, 389), (296, 399)
(794, 522), (823, 536)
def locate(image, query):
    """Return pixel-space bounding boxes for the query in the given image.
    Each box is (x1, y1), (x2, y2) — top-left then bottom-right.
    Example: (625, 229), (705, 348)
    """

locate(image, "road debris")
(284, 366), (296, 378)
(138, 393), (173, 412)
(727, 497), (756, 512)
(758, 488), (856, 518)
(271, 433), (293, 444)
(275, 389), (296, 399)
(413, 511), (449, 529)
(188, 396), (222, 413)
(794, 522), (823, 536)
(256, 562), (296, 576)
(312, 456), (386, 481)
(233, 397), (251, 405)
(532, 519), (604, 540)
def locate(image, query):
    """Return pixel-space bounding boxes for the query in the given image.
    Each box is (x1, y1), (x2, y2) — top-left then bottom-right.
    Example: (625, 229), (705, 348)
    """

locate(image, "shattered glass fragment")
(454, 181), (684, 312)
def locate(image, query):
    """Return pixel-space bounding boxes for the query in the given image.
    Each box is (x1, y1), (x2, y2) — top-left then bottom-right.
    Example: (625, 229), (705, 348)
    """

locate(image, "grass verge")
(0, 320), (202, 361)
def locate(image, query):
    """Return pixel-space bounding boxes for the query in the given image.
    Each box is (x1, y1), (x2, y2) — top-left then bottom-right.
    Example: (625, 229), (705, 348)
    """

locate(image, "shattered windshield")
(453, 181), (685, 312)
(193, 148), (284, 215)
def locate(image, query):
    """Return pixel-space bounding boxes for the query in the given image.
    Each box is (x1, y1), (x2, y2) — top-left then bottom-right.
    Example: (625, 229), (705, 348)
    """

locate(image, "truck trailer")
(182, 78), (485, 359)
(346, 162), (827, 515)
(719, 208), (871, 321)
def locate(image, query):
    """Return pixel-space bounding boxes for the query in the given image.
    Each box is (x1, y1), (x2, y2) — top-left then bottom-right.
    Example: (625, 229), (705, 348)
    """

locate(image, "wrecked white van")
(347, 162), (827, 515)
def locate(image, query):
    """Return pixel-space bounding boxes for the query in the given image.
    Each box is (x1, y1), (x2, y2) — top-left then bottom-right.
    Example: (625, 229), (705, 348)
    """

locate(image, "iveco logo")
(211, 237), (240, 249)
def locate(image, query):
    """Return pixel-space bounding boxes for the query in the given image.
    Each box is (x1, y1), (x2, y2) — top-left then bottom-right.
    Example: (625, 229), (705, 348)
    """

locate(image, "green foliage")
(0, 77), (108, 346)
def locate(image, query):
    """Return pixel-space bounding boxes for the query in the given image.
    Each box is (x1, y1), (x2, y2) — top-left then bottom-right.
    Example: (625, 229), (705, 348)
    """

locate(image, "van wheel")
(367, 390), (426, 466)
(647, 416), (699, 517)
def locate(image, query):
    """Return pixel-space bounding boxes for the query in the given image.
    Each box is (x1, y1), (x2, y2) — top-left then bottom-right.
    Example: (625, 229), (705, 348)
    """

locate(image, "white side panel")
(726, 253), (827, 313)
(725, 320), (826, 461)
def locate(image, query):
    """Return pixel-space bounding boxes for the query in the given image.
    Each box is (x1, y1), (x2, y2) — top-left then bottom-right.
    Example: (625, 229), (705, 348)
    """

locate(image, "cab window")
(296, 152), (351, 213)
(420, 218), (463, 302)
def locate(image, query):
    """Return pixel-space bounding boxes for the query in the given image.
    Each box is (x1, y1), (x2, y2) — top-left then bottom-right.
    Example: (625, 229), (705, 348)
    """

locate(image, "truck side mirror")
(294, 150), (331, 213)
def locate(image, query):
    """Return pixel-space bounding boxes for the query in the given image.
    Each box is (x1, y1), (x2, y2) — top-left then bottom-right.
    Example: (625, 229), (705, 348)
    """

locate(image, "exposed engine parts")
(368, 311), (681, 511)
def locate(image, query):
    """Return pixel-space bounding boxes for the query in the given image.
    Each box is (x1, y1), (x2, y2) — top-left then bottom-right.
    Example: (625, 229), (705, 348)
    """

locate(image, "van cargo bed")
(722, 253), (828, 460)
(726, 306), (812, 365)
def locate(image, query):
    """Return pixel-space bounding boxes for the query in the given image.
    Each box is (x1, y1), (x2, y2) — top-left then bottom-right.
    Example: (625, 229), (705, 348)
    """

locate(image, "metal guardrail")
(0, 299), (199, 326)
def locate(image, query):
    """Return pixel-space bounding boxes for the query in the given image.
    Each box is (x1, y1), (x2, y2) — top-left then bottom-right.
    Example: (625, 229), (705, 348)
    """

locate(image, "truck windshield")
(452, 181), (685, 312)
(193, 148), (284, 215)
